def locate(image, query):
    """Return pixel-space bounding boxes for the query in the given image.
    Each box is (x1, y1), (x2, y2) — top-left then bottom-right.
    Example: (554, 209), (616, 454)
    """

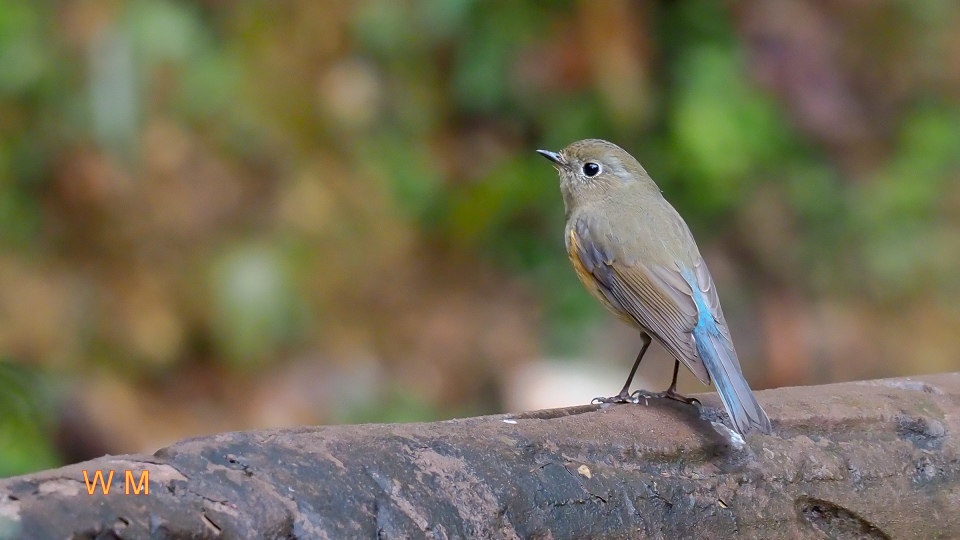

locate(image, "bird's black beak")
(536, 149), (563, 165)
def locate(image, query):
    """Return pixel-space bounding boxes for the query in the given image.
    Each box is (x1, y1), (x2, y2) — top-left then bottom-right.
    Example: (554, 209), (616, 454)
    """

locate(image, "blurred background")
(1, 0), (959, 477)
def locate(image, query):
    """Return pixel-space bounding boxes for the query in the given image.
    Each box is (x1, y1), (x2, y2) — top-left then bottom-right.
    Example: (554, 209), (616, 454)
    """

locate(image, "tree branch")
(2, 373), (959, 539)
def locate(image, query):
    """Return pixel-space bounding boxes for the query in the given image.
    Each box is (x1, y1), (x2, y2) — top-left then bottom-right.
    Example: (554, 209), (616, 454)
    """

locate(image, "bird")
(537, 139), (772, 435)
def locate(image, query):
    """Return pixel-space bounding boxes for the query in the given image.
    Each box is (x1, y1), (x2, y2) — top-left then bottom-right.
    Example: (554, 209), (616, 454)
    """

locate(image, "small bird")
(537, 139), (772, 435)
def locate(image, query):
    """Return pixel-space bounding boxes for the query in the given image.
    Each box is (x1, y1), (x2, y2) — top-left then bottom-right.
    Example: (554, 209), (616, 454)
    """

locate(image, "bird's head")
(537, 139), (657, 212)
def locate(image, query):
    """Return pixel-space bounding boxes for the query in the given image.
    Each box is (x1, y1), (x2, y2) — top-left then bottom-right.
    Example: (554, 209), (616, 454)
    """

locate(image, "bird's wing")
(568, 219), (711, 384)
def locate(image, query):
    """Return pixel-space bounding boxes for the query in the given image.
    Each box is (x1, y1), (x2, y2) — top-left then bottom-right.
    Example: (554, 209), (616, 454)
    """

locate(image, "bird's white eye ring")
(582, 162), (601, 177)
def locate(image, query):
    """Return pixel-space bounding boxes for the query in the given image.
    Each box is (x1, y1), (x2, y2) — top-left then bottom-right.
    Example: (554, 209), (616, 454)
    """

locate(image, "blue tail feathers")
(694, 323), (772, 435)
(684, 269), (772, 435)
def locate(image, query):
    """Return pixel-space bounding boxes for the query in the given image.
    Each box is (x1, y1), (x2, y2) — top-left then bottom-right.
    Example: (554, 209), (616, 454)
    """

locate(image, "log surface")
(1, 373), (959, 539)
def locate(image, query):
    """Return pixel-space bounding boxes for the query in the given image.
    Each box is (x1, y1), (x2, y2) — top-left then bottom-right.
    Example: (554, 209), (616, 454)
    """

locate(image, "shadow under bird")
(537, 139), (772, 436)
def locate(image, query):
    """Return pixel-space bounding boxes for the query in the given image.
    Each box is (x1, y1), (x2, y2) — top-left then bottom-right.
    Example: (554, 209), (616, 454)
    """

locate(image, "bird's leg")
(660, 360), (700, 406)
(592, 333), (651, 404)
(632, 360), (701, 406)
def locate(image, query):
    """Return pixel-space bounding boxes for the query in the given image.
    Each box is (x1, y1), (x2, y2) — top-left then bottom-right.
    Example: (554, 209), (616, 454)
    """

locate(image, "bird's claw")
(591, 392), (636, 405)
(631, 389), (701, 408)
(592, 389), (701, 408)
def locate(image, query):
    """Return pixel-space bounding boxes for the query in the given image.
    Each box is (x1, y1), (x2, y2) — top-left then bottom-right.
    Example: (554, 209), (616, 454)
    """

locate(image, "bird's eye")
(582, 162), (601, 177)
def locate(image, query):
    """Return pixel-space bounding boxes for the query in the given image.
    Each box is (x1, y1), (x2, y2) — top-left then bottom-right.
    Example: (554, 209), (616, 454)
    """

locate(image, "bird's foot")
(631, 388), (701, 407)
(591, 390), (635, 405)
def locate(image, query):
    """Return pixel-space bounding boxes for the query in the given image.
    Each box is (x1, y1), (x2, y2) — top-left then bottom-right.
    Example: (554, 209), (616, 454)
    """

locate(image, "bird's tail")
(695, 327), (772, 435)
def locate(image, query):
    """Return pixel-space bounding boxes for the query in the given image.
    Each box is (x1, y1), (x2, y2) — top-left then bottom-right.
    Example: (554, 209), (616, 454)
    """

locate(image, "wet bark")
(1, 373), (959, 539)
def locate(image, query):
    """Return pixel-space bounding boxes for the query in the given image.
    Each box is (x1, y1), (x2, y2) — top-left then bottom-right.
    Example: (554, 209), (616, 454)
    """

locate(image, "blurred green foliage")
(211, 244), (308, 367)
(1, 0), (959, 476)
(0, 364), (59, 477)
(334, 386), (447, 425)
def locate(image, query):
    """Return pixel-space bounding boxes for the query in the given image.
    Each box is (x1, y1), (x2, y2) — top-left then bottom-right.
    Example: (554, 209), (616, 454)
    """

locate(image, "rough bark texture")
(1, 373), (959, 539)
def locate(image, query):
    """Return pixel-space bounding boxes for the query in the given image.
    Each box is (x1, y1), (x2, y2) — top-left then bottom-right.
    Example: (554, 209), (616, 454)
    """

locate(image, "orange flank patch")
(567, 229), (594, 286)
